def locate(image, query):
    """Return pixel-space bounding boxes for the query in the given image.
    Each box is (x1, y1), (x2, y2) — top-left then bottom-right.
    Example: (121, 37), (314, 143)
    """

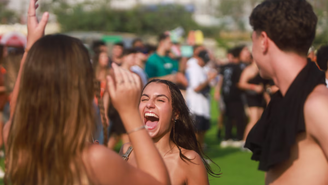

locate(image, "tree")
(217, 0), (246, 31)
(54, 3), (201, 36)
(0, 2), (18, 24)
(310, 0), (328, 45)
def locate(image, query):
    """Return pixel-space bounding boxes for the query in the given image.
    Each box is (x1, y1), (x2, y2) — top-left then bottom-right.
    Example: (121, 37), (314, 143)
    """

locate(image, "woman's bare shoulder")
(178, 149), (209, 184)
(180, 149), (203, 165)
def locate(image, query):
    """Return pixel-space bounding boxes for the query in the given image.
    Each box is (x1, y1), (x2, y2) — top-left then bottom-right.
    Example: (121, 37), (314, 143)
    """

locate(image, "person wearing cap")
(185, 49), (217, 149)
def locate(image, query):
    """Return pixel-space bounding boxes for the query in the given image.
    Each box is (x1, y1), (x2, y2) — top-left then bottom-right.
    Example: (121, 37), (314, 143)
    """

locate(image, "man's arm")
(186, 65), (217, 93)
(304, 85), (328, 159)
(194, 79), (211, 93)
(214, 75), (223, 101)
(194, 71), (217, 93)
(238, 65), (262, 93)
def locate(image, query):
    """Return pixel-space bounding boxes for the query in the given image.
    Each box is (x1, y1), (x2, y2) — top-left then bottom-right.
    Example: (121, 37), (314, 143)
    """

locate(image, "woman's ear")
(174, 111), (180, 120)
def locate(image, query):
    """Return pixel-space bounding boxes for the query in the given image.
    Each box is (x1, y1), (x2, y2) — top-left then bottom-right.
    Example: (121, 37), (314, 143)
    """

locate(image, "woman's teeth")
(144, 112), (159, 118)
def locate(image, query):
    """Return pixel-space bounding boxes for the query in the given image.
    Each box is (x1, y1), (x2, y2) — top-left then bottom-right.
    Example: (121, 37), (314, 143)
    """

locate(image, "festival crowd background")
(0, 0), (327, 184)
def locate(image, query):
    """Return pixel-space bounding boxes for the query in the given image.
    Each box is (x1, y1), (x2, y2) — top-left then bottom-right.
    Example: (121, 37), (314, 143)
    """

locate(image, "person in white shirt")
(131, 49), (148, 87)
(316, 45), (328, 88)
(186, 50), (217, 149)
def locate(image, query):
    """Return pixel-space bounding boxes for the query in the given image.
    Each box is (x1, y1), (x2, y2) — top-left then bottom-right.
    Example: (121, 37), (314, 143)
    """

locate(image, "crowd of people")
(213, 45), (278, 149)
(0, 0), (327, 184)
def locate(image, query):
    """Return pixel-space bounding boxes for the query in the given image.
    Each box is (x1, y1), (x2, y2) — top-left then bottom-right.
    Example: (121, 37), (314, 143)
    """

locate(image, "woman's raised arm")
(4, 0), (49, 147)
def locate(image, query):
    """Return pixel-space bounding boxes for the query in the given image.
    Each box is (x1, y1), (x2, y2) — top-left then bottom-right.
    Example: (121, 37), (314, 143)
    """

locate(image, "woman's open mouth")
(144, 112), (159, 130)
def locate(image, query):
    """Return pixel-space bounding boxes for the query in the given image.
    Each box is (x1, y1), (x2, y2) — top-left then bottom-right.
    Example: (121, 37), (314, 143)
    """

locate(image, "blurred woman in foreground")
(3, 1), (170, 184)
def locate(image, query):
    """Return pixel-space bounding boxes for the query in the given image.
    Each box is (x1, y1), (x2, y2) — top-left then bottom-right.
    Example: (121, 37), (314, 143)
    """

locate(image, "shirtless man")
(245, 0), (328, 185)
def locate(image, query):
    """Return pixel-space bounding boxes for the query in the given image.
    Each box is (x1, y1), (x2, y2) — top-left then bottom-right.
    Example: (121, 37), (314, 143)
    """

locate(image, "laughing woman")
(121, 79), (220, 185)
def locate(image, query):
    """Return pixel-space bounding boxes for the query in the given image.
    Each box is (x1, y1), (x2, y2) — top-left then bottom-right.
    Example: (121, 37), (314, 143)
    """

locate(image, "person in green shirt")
(145, 33), (180, 82)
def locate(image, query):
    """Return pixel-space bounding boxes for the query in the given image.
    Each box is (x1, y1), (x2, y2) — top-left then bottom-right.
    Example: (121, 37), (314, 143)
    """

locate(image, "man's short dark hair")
(114, 41), (125, 48)
(145, 44), (157, 54)
(193, 45), (203, 52)
(158, 33), (170, 43)
(122, 48), (137, 57)
(234, 45), (246, 58)
(227, 48), (234, 55)
(132, 38), (142, 47)
(316, 45), (328, 71)
(230, 47), (242, 58)
(92, 40), (106, 52)
(250, 0), (317, 56)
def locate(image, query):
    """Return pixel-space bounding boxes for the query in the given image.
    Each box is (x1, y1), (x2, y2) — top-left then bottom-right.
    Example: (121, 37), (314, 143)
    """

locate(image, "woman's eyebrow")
(141, 94), (170, 101)
(141, 94), (149, 97)
(155, 94), (170, 101)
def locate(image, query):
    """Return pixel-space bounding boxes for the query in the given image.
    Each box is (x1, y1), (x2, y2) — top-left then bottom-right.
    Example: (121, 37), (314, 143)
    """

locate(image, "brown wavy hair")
(5, 34), (95, 185)
(143, 79), (221, 177)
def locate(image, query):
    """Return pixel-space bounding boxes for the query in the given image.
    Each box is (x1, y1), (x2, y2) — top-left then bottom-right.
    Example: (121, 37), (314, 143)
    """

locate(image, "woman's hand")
(26, 0), (49, 51)
(107, 63), (141, 116)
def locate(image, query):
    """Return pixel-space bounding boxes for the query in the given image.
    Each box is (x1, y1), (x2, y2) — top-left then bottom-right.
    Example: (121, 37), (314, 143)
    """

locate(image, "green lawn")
(0, 155), (3, 185)
(0, 92), (265, 185)
(207, 95), (264, 185)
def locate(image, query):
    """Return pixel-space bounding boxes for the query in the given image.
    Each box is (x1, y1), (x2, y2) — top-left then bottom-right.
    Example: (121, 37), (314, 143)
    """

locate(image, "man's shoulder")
(304, 85), (328, 128)
(186, 57), (198, 67)
(147, 53), (159, 63)
(305, 85), (328, 109)
(187, 57), (197, 63)
(164, 55), (178, 64)
(222, 63), (236, 69)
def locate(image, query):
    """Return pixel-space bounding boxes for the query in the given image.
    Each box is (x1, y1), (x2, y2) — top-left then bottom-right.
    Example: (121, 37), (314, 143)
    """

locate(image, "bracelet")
(25, 48), (29, 53)
(127, 125), (146, 134)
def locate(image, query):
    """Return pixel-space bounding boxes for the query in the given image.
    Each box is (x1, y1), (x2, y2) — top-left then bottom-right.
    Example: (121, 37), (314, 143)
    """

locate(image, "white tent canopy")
(0, 23), (60, 35)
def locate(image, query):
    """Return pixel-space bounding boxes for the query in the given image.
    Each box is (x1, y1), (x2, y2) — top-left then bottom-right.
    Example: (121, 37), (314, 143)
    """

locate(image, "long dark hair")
(143, 79), (221, 177)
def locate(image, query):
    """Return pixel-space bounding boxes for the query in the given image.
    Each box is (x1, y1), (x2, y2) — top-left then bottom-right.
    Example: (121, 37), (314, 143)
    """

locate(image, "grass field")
(0, 92), (265, 185)
(206, 97), (264, 185)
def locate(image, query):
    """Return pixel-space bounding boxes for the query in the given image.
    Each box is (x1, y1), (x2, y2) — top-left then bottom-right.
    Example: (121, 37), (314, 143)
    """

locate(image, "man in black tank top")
(219, 47), (247, 147)
(245, 1), (328, 184)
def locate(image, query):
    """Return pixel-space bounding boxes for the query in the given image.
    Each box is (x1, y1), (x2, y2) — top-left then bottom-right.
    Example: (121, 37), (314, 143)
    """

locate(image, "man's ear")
(260, 31), (269, 54)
